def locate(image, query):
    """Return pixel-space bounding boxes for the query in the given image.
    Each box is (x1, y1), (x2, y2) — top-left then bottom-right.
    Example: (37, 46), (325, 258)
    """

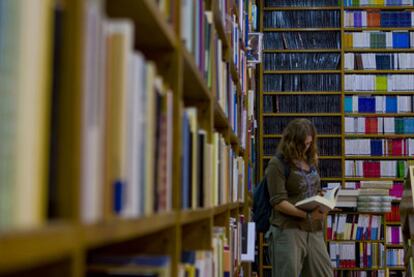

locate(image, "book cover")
(295, 183), (341, 212)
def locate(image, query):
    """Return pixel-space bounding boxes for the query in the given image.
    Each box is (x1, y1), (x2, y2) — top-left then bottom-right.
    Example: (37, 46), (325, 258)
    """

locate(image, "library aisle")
(0, 0), (259, 276)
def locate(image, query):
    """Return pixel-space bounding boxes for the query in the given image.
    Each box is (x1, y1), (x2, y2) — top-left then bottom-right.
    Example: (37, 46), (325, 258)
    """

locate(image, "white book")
(295, 184), (341, 212)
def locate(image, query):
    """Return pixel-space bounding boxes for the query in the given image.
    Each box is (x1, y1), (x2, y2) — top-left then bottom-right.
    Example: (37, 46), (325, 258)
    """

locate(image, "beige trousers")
(267, 225), (333, 277)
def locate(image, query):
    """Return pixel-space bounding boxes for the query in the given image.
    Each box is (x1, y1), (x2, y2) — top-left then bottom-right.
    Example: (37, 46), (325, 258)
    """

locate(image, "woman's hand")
(309, 207), (327, 221)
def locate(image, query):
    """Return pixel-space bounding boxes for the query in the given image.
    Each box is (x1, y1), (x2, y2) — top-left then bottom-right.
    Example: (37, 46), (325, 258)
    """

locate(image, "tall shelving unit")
(257, 0), (414, 276)
(0, 0), (256, 276)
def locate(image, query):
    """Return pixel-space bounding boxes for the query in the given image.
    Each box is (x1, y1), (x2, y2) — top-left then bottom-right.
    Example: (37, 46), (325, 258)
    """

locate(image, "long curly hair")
(277, 118), (319, 166)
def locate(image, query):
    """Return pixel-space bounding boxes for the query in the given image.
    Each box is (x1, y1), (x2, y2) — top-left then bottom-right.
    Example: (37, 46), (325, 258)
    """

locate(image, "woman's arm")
(275, 200), (325, 220)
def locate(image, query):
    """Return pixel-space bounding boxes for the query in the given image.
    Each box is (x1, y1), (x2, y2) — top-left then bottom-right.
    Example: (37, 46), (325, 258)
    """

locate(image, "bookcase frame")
(258, 1), (414, 276)
(0, 0), (254, 276)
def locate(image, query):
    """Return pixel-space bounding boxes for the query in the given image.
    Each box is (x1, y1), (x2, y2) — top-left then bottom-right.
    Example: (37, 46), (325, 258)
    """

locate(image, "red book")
(365, 117), (378, 134)
(392, 139), (403, 156)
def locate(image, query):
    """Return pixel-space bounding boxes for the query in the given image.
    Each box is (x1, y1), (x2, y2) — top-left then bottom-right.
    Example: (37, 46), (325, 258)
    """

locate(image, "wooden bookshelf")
(0, 0), (256, 276)
(258, 0), (413, 275)
(0, 224), (78, 274)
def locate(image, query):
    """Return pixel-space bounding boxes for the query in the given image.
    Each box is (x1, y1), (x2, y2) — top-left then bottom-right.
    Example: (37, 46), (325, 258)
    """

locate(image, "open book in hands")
(295, 184), (341, 213)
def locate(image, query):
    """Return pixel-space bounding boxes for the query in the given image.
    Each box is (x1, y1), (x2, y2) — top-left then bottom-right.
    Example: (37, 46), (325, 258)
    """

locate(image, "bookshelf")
(257, 0), (414, 276)
(0, 0), (257, 276)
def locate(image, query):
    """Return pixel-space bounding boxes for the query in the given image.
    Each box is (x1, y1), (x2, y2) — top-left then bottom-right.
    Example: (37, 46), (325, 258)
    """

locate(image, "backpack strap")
(275, 153), (290, 179)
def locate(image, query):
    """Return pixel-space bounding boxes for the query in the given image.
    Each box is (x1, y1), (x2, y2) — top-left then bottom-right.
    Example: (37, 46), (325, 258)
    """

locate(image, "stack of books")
(357, 181), (394, 212)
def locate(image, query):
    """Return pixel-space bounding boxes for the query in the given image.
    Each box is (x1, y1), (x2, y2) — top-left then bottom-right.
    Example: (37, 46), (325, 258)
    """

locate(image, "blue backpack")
(252, 154), (290, 233)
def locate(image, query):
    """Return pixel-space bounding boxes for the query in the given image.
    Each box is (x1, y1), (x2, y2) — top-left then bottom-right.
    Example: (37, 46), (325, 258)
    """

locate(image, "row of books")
(263, 116), (342, 134)
(345, 75), (414, 92)
(344, 95), (414, 114)
(385, 226), (403, 244)
(344, 0), (414, 6)
(328, 242), (385, 269)
(344, 138), (414, 156)
(327, 214), (383, 241)
(77, 3), (178, 222)
(343, 181), (402, 192)
(263, 0), (414, 8)
(344, 117), (414, 134)
(263, 31), (341, 49)
(263, 95), (341, 113)
(337, 192), (393, 211)
(181, 116), (245, 209)
(263, 11), (340, 28)
(344, 160), (406, 177)
(85, 221), (245, 277)
(320, 160), (343, 178)
(344, 53), (414, 70)
(344, 31), (413, 49)
(333, 271), (385, 277)
(263, 138), (342, 156)
(344, 11), (414, 28)
(263, 74), (341, 92)
(386, 249), (404, 266)
(181, 0), (213, 82)
(357, 196), (393, 213)
(263, 53), (340, 70)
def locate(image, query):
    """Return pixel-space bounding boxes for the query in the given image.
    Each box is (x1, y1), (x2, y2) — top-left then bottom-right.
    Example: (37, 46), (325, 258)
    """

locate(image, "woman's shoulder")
(266, 154), (288, 174)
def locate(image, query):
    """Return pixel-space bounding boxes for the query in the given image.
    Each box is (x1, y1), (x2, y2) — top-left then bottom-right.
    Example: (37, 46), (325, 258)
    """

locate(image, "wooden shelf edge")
(214, 101), (229, 129)
(345, 48), (414, 52)
(212, 2), (230, 49)
(83, 212), (177, 248)
(179, 208), (213, 225)
(345, 177), (404, 181)
(344, 5), (414, 10)
(334, 267), (386, 271)
(345, 134), (414, 138)
(182, 47), (211, 102)
(0, 223), (78, 274)
(345, 113), (414, 117)
(345, 156), (414, 160)
(106, 0), (177, 51)
(214, 204), (229, 215)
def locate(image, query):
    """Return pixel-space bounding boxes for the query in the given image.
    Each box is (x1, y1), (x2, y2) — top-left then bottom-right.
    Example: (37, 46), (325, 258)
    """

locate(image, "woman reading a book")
(266, 118), (333, 277)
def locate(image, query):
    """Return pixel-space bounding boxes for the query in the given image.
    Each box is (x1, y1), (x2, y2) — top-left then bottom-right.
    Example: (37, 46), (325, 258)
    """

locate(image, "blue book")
(181, 113), (190, 209)
(386, 96), (397, 113)
(114, 180), (123, 214)
(344, 96), (353, 113)
(359, 97), (375, 113)
(405, 118), (414, 134)
(393, 32), (410, 48)
(371, 140), (383, 156)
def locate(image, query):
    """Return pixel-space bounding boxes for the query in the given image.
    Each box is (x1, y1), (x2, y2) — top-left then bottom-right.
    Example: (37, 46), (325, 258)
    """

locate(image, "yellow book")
(14, 0), (53, 228)
(144, 64), (157, 216)
(185, 264), (196, 277)
(185, 107), (198, 209)
(375, 75), (387, 91)
(344, 33), (353, 49)
(103, 20), (133, 218)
